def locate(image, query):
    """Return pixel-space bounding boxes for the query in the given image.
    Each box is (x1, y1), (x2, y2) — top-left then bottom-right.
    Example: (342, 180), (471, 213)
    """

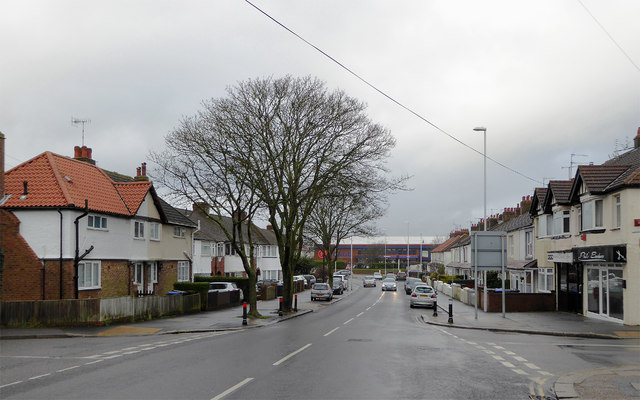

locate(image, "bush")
(194, 276), (250, 297)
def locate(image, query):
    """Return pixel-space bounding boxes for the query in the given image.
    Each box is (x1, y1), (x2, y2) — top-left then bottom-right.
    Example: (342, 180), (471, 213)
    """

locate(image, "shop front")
(548, 251), (582, 314)
(575, 245), (627, 323)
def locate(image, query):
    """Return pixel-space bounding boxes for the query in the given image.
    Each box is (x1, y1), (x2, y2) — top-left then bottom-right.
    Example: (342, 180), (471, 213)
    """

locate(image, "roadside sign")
(470, 231), (507, 270)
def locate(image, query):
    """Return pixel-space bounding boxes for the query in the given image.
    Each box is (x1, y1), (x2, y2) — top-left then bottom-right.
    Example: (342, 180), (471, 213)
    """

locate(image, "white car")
(208, 282), (244, 302)
(381, 278), (397, 291)
(410, 285), (437, 308)
(373, 272), (383, 280)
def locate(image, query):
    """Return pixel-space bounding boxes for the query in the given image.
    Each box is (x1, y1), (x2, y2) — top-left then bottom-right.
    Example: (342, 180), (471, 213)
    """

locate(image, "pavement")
(422, 291), (640, 400)
(2, 281), (639, 400)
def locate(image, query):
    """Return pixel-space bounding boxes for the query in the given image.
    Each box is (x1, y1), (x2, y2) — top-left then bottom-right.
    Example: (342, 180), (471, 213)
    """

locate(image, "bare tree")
(304, 183), (387, 286)
(155, 75), (399, 311)
(150, 108), (264, 317)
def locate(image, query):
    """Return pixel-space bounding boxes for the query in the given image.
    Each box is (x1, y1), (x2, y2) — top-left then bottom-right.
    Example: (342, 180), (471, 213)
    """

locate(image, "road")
(1, 279), (639, 399)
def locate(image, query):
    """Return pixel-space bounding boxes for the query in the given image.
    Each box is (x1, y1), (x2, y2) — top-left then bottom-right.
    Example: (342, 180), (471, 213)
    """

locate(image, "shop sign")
(547, 252), (573, 263)
(573, 245), (626, 263)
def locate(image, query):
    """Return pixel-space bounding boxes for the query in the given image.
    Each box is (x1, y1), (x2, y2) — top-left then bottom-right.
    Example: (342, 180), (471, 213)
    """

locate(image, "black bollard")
(242, 302), (248, 326)
(433, 300), (438, 317)
(278, 298), (283, 316)
(294, 295), (298, 312)
(448, 299), (453, 324)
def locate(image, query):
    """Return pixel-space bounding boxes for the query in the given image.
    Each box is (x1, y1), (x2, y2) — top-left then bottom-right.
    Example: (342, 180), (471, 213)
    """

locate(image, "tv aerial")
(71, 117), (91, 146)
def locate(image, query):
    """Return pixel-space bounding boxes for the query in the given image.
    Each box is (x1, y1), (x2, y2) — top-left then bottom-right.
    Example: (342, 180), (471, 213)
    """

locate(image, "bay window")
(582, 199), (603, 231)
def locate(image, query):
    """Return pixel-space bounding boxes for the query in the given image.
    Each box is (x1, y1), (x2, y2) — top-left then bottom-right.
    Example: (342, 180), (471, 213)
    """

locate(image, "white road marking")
(467, 341), (477, 345)
(122, 351), (140, 355)
(56, 365), (81, 372)
(501, 361), (516, 368)
(324, 327), (340, 337)
(273, 344), (312, 366)
(487, 342), (496, 346)
(28, 373), (51, 380)
(513, 356), (527, 362)
(504, 351), (516, 355)
(0, 381), (23, 389)
(103, 355), (122, 359)
(492, 355), (505, 361)
(476, 346), (486, 350)
(525, 363), (540, 370)
(344, 318), (354, 325)
(538, 371), (553, 376)
(512, 369), (528, 375)
(366, 307), (371, 311)
(210, 377), (254, 400)
(84, 360), (104, 365)
(357, 312), (364, 317)
(483, 350), (495, 355)
(493, 345), (505, 350)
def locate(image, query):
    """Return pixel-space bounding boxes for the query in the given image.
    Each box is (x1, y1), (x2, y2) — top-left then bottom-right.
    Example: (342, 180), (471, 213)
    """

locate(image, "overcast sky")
(2, 1), (639, 237)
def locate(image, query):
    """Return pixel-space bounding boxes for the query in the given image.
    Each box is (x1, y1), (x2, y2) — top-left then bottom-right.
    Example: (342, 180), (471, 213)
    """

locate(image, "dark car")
(396, 271), (407, 280)
(303, 274), (317, 288)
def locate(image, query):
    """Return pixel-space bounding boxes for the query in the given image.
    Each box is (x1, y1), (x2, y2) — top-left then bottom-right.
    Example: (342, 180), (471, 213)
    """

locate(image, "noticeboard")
(470, 231), (507, 270)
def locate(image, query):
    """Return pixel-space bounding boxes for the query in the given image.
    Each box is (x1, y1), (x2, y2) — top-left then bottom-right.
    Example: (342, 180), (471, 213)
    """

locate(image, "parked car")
(410, 285), (437, 308)
(373, 272), (383, 280)
(363, 275), (376, 287)
(333, 274), (348, 291)
(303, 274), (317, 288)
(332, 279), (344, 295)
(396, 271), (407, 280)
(405, 277), (422, 294)
(311, 283), (333, 301)
(208, 282), (244, 302)
(294, 275), (307, 288)
(381, 278), (397, 291)
(386, 273), (396, 280)
(337, 269), (351, 276)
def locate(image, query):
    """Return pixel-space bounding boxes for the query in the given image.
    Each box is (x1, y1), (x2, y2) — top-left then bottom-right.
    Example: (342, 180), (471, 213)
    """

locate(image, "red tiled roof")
(432, 235), (464, 253)
(3, 152), (151, 216)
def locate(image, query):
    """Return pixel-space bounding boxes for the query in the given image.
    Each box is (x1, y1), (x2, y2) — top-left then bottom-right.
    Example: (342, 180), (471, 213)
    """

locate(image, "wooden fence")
(1, 294), (201, 327)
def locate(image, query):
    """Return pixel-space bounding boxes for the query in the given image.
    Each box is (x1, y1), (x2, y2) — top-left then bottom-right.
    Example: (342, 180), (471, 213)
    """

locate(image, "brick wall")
(157, 261), (178, 295)
(0, 210), (46, 301)
(99, 260), (131, 298)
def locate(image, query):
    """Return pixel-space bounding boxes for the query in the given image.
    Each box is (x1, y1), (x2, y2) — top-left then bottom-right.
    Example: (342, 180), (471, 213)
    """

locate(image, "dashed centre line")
(324, 327), (340, 337)
(344, 318), (354, 325)
(273, 343), (312, 366)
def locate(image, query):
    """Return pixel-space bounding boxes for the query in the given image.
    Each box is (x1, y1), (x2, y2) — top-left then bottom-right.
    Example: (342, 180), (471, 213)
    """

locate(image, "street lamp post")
(474, 127), (487, 231)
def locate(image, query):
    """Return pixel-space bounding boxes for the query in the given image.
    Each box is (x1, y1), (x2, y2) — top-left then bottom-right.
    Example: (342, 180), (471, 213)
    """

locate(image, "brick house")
(0, 142), (196, 301)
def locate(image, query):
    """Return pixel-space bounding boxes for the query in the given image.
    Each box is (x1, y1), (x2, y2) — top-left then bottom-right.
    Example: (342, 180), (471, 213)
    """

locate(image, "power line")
(576, 0), (640, 74)
(244, 0), (543, 185)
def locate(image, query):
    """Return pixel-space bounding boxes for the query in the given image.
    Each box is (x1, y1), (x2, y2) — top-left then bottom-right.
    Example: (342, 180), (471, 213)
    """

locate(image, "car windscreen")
(415, 286), (433, 293)
(210, 283), (226, 289)
(383, 278), (395, 283)
(365, 276), (374, 279)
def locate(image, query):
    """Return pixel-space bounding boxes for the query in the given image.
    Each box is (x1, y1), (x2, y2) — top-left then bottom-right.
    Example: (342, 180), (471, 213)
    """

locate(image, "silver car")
(311, 283), (333, 301)
(405, 277), (422, 294)
(363, 275), (376, 287)
(410, 285), (437, 308)
(381, 278), (397, 291)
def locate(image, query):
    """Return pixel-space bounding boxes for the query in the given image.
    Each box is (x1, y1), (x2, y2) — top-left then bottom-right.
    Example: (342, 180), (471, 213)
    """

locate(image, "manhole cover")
(347, 339), (372, 342)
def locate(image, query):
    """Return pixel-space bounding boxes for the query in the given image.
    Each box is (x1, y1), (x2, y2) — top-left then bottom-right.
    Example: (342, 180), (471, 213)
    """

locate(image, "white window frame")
(150, 222), (161, 241)
(78, 261), (101, 290)
(614, 195), (621, 229)
(217, 243), (224, 257)
(508, 234), (514, 256)
(538, 268), (554, 293)
(133, 263), (143, 285)
(201, 241), (211, 257)
(582, 198), (604, 231)
(173, 226), (186, 238)
(525, 230), (533, 259)
(553, 210), (570, 235)
(177, 261), (190, 282)
(134, 221), (145, 239)
(87, 215), (108, 230)
(150, 262), (158, 283)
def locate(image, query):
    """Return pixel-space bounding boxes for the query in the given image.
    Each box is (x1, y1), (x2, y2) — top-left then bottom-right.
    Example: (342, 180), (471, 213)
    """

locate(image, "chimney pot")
(86, 148), (92, 159)
(74, 146), (81, 158)
(141, 162), (147, 176)
(136, 167), (141, 177)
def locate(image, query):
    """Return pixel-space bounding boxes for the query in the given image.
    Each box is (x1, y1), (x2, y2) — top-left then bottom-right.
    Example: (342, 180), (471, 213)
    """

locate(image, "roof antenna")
(561, 153), (588, 179)
(71, 117), (91, 146)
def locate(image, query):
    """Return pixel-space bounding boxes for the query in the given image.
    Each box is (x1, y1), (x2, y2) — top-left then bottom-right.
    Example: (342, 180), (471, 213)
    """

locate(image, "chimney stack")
(73, 145), (96, 165)
(635, 127), (640, 149)
(134, 162), (149, 181)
